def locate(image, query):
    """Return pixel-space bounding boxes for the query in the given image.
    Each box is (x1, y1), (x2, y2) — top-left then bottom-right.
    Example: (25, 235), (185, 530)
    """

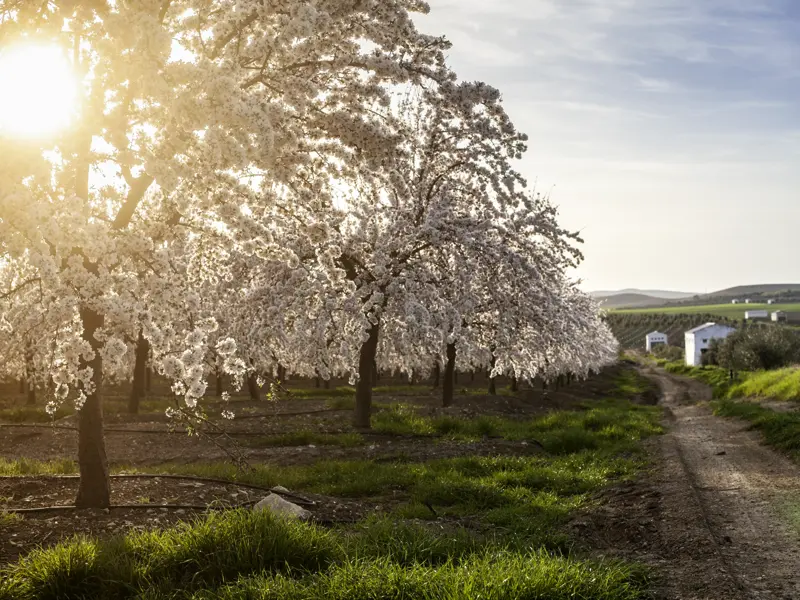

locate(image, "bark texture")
(354, 323), (380, 429)
(75, 306), (111, 509)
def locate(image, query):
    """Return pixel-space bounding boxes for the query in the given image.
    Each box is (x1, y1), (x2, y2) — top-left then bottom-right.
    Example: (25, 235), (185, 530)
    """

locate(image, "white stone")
(253, 493), (311, 520)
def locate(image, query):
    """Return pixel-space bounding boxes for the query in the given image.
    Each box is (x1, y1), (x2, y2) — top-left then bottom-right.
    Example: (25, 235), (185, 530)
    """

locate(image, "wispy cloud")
(419, 0), (800, 291)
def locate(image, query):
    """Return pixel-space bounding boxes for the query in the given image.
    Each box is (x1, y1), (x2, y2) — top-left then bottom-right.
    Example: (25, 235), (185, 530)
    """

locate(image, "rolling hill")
(590, 289), (697, 300)
(706, 284), (800, 298)
(595, 293), (673, 309)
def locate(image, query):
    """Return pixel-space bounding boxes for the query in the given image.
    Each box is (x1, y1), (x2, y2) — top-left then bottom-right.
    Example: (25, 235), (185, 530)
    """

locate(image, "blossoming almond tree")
(0, 0), (453, 507)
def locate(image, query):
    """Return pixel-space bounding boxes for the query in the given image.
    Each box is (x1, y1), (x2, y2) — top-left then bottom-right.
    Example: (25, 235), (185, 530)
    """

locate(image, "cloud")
(417, 1), (800, 291)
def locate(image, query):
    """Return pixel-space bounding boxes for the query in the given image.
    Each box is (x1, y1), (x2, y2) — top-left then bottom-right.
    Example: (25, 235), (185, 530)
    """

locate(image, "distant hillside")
(706, 284), (800, 298)
(595, 293), (673, 309)
(591, 289), (697, 300)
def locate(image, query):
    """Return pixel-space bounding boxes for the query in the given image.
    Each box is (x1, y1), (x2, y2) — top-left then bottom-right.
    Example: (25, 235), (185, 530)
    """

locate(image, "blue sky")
(419, 0), (800, 293)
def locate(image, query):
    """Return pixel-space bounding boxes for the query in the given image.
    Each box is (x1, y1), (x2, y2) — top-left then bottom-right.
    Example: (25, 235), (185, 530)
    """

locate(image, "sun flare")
(0, 43), (78, 138)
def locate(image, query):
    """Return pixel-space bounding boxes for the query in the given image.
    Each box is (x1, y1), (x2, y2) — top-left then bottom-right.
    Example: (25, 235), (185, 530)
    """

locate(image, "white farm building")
(685, 323), (736, 367)
(745, 310), (769, 320)
(645, 331), (668, 352)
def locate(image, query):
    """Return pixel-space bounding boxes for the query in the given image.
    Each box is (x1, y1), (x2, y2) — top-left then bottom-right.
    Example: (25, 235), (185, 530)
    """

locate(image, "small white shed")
(767, 299), (776, 305)
(685, 323), (736, 367)
(745, 299), (753, 304)
(645, 331), (668, 352)
(745, 310), (769, 320)
(731, 299), (740, 304)
(772, 311), (787, 322)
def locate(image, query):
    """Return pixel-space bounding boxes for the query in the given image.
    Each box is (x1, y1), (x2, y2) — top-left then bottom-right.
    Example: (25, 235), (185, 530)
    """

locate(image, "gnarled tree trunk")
(128, 333), (149, 414)
(354, 323), (380, 429)
(442, 342), (456, 407)
(510, 376), (518, 393)
(75, 306), (110, 508)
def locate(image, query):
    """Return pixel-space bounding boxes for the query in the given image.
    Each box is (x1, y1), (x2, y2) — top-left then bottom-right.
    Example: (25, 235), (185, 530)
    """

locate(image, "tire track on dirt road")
(644, 368), (800, 600)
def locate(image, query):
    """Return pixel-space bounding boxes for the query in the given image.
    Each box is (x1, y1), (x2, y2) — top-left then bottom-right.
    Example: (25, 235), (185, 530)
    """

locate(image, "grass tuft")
(0, 458), (77, 476)
(0, 511), (341, 600)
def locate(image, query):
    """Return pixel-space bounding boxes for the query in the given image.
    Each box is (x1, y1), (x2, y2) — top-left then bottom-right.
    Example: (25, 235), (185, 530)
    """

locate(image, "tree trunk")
(26, 382), (36, 406)
(324, 378), (330, 390)
(470, 370), (475, 383)
(128, 333), (149, 414)
(215, 370), (223, 397)
(511, 376), (518, 393)
(488, 355), (497, 395)
(19, 378), (25, 394)
(75, 307), (110, 509)
(24, 348), (35, 405)
(432, 361), (441, 389)
(145, 367), (152, 394)
(372, 359), (378, 386)
(315, 376), (321, 388)
(443, 343), (456, 407)
(354, 323), (380, 429)
(247, 373), (259, 401)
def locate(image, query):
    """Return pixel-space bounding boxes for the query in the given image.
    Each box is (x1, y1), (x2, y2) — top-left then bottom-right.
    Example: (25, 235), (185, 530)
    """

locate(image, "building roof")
(685, 322), (733, 335)
(646, 331), (666, 336)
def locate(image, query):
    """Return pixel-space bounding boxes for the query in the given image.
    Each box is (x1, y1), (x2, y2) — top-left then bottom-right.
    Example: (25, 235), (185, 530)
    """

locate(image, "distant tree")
(716, 327), (800, 373)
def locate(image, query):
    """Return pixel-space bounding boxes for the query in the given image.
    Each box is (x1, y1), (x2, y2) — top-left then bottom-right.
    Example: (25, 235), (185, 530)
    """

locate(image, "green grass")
(287, 387), (356, 399)
(663, 361), (732, 394)
(0, 372), (661, 600)
(615, 302), (800, 320)
(725, 368), (800, 402)
(191, 551), (647, 600)
(0, 512), (21, 526)
(614, 369), (656, 398)
(0, 512), (648, 600)
(0, 458), (77, 476)
(372, 399), (662, 451)
(241, 432), (364, 449)
(712, 399), (800, 460)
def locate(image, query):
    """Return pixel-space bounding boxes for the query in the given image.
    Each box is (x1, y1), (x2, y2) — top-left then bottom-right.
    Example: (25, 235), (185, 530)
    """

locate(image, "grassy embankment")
(656, 360), (800, 462)
(0, 371), (661, 600)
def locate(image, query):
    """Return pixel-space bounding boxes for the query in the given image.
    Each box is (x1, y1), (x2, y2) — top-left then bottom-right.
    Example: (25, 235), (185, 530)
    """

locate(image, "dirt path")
(644, 368), (800, 600)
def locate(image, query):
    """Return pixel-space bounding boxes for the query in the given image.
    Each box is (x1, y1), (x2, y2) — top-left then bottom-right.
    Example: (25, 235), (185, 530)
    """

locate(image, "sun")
(0, 43), (79, 138)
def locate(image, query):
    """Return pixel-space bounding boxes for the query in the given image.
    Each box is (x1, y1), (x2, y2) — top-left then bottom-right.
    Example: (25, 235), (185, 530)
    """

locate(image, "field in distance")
(614, 302), (800, 320)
